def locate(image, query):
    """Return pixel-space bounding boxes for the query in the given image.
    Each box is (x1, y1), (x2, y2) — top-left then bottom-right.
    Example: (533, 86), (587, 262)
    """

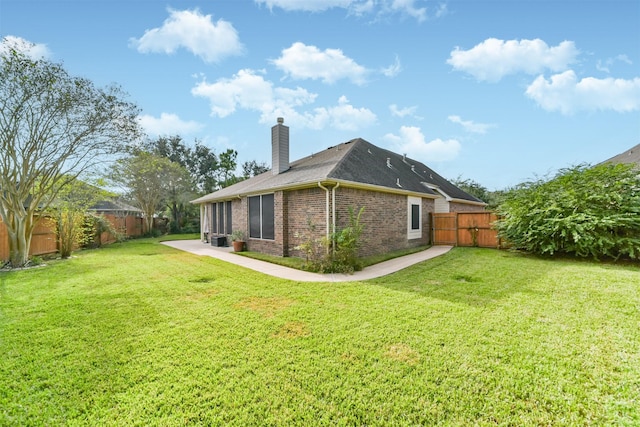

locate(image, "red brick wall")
(285, 187), (330, 258)
(334, 187), (434, 257)
(230, 185), (445, 259)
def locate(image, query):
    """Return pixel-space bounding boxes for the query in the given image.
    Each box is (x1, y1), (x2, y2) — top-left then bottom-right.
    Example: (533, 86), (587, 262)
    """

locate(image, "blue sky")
(2, 0), (639, 190)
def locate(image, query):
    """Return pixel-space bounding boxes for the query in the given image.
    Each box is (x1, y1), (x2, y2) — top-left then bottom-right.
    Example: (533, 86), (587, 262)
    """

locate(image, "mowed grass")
(1, 238), (639, 426)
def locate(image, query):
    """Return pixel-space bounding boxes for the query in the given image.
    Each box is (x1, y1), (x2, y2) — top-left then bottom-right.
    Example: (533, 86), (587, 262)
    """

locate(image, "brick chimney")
(271, 117), (289, 175)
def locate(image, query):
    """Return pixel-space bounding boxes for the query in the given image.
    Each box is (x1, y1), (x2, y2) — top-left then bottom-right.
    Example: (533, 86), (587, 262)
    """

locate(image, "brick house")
(191, 118), (485, 258)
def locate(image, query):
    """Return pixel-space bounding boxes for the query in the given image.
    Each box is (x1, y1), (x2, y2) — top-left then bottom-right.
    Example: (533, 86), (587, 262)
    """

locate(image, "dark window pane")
(411, 204), (420, 230)
(262, 194), (275, 240)
(218, 202), (224, 234)
(225, 202), (232, 234)
(211, 203), (217, 234)
(249, 196), (261, 238)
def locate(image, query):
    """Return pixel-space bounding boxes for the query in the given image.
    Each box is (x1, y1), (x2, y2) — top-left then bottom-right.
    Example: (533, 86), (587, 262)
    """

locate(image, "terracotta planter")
(232, 240), (245, 252)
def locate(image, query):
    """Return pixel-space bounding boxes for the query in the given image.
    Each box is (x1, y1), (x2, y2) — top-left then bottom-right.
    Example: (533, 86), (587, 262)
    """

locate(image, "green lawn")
(1, 238), (638, 426)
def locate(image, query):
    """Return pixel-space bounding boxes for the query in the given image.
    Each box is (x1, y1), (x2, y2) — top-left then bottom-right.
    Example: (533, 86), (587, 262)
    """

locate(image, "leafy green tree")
(164, 161), (195, 233)
(144, 136), (222, 194)
(111, 152), (190, 234)
(242, 160), (269, 179)
(451, 176), (503, 208)
(217, 149), (239, 188)
(0, 37), (140, 267)
(495, 163), (640, 259)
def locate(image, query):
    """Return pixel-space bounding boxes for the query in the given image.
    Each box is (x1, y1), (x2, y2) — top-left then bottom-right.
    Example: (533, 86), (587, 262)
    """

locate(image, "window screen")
(249, 196), (261, 238)
(262, 194), (275, 240)
(248, 194), (275, 240)
(211, 203), (217, 234)
(217, 202), (224, 235)
(225, 202), (232, 235)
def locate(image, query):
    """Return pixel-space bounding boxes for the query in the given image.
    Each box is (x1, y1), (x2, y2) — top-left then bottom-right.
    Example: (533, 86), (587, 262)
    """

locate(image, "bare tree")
(0, 37), (140, 267)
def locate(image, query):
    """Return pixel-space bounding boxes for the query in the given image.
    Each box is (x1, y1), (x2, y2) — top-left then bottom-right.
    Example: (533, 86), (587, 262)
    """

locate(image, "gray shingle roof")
(90, 199), (142, 213)
(602, 143), (640, 166)
(192, 138), (484, 205)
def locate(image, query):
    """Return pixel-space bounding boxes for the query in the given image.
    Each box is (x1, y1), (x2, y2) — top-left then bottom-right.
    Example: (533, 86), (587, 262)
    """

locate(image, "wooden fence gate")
(432, 211), (500, 248)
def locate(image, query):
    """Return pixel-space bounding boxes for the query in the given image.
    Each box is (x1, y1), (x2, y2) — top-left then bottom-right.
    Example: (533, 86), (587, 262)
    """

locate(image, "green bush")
(297, 206), (365, 273)
(495, 163), (640, 260)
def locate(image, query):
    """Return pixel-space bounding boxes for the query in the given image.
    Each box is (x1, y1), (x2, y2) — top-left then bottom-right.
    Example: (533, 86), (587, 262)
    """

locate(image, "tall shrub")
(297, 206), (365, 273)
(495, 163), (640, 259)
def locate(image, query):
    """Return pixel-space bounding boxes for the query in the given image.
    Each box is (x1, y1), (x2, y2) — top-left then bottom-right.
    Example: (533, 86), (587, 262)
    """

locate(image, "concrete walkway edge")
(162, 240), (452, 282)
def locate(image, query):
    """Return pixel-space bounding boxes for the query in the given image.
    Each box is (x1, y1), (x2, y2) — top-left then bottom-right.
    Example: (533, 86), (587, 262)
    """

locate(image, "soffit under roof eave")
(190, 178), (438, 203)
(448, 198), (488, 207)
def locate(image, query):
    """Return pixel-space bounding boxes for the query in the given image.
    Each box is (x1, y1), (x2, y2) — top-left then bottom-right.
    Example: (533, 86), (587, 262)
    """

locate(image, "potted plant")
(230, 230), (246, 252)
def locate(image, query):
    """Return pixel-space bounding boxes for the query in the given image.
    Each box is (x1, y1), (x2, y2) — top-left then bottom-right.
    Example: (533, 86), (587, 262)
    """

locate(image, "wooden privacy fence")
(0, 216), (58, 260)
(432, 212), (501, 248)
(1, 213), (146, 262)
(98, 214), (145, 244)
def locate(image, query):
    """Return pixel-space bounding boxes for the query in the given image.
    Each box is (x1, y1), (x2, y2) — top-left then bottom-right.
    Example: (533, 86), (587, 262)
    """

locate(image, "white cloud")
(596, 54), (632, 73)
(384, 126), (461, 161)
(272, 42), (368, 85)
(191, 69), (376, 130)
(388, 0), (426, 22)
(447, 38), (579, 82)
(254, 0), (430, 21)
(129, 8), (243, 63)
(191, 69), (278, 118)
(525, 70), (640, 114)
(433, 2), (448, 18)
(321, 96), (377, 130)
(138, 113), (204, 137)
(0, 35), (50, 59)
(381, 55), (402, 77)
(389, 104), (420, 119)
(448, 115), (495, 134)
(255, 0), (354, 12)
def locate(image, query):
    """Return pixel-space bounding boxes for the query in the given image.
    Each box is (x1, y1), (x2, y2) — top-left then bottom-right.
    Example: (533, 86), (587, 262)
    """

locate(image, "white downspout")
(331, 182), (340, 255)
(318, 182), (331, 248)
(200, 204), (205, 242)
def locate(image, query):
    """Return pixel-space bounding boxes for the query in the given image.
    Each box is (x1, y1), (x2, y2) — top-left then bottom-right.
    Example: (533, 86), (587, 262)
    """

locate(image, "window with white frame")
(407, 196), (422, 239)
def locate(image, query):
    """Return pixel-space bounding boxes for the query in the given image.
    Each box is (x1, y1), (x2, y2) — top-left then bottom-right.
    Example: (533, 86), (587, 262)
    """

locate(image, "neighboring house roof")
(192, 138), (484, 205)
(601, 143), (640, 166)
(90, 199), (142, 214)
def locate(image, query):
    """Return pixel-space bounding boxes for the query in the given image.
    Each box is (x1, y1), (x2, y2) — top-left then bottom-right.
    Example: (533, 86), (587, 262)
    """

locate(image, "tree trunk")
(7, 213), (34, 268)
(144, 216), (154, 234)
(171, 202), (181, 233)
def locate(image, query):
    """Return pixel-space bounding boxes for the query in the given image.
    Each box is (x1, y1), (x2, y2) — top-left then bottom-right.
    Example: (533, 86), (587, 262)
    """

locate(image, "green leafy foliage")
(450, 176), (505, 209)
(52, 178), (114, 258)
(298, 206), (365, 273)
(0, 37), (140, 267)
(82, 213), (122, 248)
(495, 163), (640, 259)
